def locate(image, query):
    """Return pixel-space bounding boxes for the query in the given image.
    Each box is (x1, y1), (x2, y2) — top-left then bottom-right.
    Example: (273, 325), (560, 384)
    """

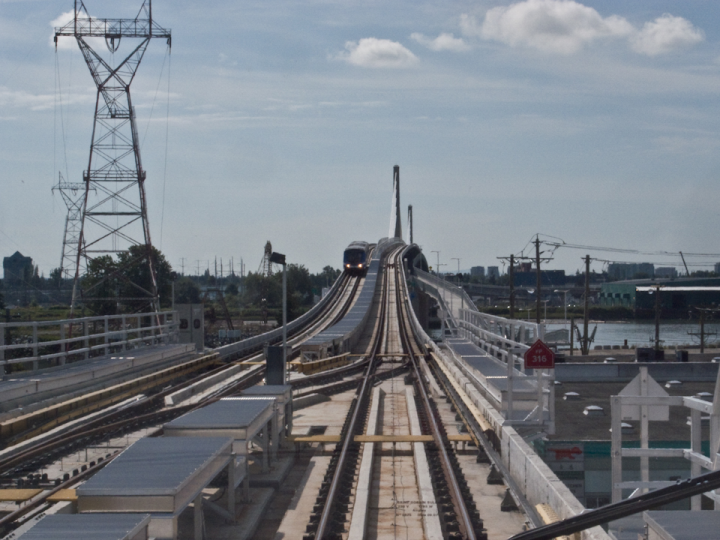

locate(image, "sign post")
(524, 339), (555, 370)
(524, 339), (555, 425)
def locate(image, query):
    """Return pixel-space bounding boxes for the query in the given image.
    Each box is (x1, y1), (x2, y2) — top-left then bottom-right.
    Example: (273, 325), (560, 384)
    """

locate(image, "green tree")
(116, 245), (173, 311)
(224, 282), (239, 296)
(310, 265), (341, 293)
(82, 255), (119, 315)
(81, 246), (173, 314)
(285, 264), (313, 305)
(175, 277), (201, 304)
(49, 268), (63, 290)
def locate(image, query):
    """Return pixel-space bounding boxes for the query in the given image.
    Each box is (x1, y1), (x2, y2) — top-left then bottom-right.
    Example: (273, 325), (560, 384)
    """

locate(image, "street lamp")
(554, 289), (568, 328)
(269, 251), (287, 382)
(431, 251), (440, 277)
(450, 257), (460, 283)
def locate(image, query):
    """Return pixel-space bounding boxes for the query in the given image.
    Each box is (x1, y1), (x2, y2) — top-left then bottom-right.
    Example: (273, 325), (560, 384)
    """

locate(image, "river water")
(544, 321), (720, 348)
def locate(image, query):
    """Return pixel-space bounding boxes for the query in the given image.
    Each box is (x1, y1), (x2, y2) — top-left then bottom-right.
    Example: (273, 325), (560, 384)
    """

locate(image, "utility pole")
(451, 258), (460, 281)
(180, 258), (186, 276)
(680, 251), (690, 277)
(535, 237), (542, 325)
(431, 251), (440, 276)
(582, 255), (590, 355)
(654, 285), (661, 351)
(570, 317), (575, 356)
(509, 254), (515, 319)
(689, 308), (718, 353)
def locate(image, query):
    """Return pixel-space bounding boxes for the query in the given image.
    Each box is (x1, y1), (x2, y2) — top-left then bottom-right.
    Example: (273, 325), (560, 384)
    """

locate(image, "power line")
(545, 241), (720, 258)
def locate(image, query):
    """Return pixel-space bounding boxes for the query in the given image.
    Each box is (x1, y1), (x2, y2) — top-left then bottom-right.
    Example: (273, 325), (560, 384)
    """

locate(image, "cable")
(54, 54), (71, 185)
(140, 47), (169, 149)
(159, 48), (171, 249)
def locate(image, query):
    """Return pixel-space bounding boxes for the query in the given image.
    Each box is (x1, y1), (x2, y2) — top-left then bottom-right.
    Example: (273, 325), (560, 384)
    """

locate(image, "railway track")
(0, 246), (534, 539)
(0, 272), (371, 535)
(305, 247), (488, 540)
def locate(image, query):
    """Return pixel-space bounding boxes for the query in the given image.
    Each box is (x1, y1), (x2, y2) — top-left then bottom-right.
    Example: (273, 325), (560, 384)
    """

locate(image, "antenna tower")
(54, 0), (171, 313)
(52, 172), (93, 279)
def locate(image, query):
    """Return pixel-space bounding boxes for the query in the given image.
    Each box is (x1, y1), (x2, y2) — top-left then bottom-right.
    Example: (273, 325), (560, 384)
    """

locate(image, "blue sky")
(2, 0), (720, 278)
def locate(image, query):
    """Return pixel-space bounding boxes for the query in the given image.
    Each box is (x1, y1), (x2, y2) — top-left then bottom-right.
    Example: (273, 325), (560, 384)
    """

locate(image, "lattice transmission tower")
(52, 172), (93, 280)
(54, 0), (171, 313)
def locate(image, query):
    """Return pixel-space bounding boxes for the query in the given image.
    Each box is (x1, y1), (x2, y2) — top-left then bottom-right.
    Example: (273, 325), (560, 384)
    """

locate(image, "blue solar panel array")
(302, 237), (405, 355)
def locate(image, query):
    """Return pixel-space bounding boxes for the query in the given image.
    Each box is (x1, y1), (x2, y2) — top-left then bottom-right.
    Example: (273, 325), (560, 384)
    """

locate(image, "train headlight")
(346, 264), (350, 268)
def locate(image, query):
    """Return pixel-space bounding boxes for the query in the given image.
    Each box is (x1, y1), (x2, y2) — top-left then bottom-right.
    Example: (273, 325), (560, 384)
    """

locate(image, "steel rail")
(0, 451), (120, 535)
(393, 258), (477, 540)
(0, 271), (370, 537)
(0, 274), (361, 479)
(313, 248), (396, 540)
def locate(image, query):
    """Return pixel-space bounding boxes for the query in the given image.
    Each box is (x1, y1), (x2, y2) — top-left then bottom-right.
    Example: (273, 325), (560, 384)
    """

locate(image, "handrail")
(0, 311), (177, 369)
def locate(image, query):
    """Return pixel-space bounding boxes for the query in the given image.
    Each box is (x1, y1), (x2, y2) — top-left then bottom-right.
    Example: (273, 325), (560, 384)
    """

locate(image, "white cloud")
(477, 0), (633, 54)
(0, 86), (90, 111)
(410, 32), (470, 52)
(50, 10), (76, 50)
(337, 38), (418, 68)
(631, 15), (704, 56)
(51, 10), (108, 52)
(460, 14), (483, 38)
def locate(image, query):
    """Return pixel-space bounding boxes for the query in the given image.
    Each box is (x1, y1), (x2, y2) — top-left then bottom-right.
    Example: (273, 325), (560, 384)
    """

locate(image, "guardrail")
(291, 352), (351, 375)
(214, 270), (346, 361)
(0, 311), (178, 372)
(400, 247), (610, 540)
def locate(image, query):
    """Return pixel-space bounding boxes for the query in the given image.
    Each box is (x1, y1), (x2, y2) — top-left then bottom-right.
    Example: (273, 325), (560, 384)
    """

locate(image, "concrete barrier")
(555, 362), (719, 382)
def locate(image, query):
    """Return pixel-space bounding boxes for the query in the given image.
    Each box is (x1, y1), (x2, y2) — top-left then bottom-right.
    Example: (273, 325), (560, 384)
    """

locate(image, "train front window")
(344, 250), (365, 265)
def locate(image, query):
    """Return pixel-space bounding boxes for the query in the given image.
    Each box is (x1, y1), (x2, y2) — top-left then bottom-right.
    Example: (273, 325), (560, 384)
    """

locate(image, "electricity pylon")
(54, 0), (171, 313)
(52, 172), (91, 280)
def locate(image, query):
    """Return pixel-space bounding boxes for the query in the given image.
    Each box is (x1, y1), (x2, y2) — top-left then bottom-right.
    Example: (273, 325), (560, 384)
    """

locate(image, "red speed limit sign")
(524, 339), (555, 369)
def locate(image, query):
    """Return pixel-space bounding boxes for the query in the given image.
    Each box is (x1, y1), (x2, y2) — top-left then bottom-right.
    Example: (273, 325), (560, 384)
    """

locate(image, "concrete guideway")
(0, 237), (603, 540)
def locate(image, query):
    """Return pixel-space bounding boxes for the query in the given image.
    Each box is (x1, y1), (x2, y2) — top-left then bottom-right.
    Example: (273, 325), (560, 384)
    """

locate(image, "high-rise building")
(2, 251), (33, 288)
(608, 262), (654, 280)
(655, 267), (678, 278)
(487, 266), (500, 280)
(470, 266), (485, 278)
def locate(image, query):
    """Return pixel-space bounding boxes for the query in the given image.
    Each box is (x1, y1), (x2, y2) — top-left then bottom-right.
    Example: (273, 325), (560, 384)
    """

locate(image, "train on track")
(343, 241), (374, 275)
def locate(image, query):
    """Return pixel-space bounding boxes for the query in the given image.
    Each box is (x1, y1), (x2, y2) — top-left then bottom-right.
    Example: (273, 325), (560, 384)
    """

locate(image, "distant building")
(655, 267), (678, 279)
(600, 277), (720, 310)
(715, 262), (720, 274)
(487, 266), (500, 280)
(470, 266), (485, 278)
(2, 251), (33, 288)
(607, 262), (654, 280)
(512, 270), (567, 287)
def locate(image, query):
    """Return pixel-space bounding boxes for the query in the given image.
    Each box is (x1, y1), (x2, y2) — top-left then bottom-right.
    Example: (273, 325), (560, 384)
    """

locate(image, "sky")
(2, 0), (720, 279)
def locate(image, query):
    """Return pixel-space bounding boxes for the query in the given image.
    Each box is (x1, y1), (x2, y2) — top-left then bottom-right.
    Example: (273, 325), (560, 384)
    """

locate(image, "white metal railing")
(0, 311), (178, 372)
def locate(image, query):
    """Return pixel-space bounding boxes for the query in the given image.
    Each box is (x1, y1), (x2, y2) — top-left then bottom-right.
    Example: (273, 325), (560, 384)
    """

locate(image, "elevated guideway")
(402, 245), (611, 540)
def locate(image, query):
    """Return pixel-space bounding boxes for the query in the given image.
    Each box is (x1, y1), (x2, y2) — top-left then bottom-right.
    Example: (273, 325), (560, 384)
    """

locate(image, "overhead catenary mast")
(54, 0), (171, 313)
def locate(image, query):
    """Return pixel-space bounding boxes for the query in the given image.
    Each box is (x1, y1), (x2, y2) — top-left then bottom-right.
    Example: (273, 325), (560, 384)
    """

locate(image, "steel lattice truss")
(54, 1), (171, 313)
(52, 173), (92, 280)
